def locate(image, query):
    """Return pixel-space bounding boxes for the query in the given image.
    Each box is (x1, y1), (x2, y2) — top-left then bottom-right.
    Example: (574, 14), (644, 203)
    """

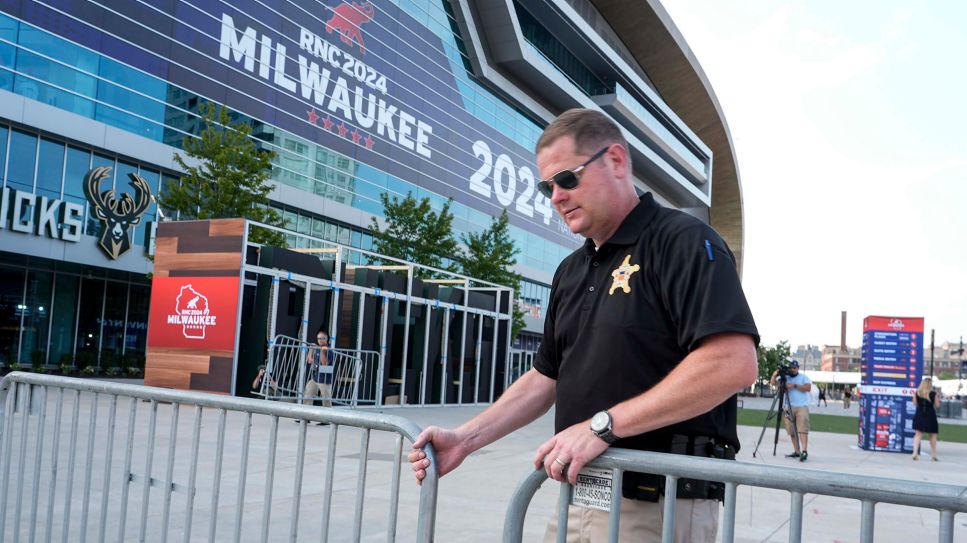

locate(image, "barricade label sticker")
(570, 467), (613, 512)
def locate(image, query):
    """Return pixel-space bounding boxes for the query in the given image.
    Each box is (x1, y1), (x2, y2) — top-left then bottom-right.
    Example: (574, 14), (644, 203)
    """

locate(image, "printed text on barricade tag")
(570, 467), (613, 512)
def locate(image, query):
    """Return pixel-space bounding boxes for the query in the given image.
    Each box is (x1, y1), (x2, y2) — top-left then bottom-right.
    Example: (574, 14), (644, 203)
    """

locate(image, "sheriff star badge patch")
(609, 255), (640, 295)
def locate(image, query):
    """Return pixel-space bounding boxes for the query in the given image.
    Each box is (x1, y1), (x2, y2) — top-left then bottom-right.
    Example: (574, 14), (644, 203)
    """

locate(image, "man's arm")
(769, 369), (779, 386)
(408, 368), (556, 485)
(536, 333), (757, 484)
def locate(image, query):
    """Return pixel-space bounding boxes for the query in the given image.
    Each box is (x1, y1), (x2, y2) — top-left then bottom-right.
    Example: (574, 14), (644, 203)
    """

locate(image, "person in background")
(911, 377), (941, 461)
(771, 360), (812, 462)
(817, 385), (828, 407)
(300, 330), (335, 425)
(842, 386), (852, 409)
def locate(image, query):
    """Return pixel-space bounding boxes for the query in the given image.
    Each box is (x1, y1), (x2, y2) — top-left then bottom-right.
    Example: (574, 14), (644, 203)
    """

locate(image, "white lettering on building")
(0, 188), (84, 242)
(219, 14), (434, 159)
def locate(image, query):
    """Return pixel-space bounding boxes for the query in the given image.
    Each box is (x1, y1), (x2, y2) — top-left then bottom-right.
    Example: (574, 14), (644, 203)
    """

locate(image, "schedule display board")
(858, 316), (924, 452)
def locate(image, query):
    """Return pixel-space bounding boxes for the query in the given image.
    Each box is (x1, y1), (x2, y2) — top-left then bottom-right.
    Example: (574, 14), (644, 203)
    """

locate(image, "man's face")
(789, 366), (799, 376)
(536, 136), (625, 244)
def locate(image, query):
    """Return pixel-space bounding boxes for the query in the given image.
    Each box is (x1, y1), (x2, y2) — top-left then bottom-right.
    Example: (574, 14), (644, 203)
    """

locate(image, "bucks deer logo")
(83, 166), (152, 260)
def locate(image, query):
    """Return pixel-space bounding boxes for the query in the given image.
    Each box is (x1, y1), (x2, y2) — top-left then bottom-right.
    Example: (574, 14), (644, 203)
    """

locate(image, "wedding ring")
(554, 457), (568, 467)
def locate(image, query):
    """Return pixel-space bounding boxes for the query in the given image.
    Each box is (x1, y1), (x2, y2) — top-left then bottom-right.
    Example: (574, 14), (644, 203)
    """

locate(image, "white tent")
(800, 371), (861, 385)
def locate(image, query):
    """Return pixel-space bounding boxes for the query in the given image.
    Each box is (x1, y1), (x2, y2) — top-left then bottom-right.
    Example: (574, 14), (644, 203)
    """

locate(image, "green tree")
(369, 192), (459, 276)
(458, 210), (526, 340)
(757, 340), (792, 393)
(158, 103), (285, 246)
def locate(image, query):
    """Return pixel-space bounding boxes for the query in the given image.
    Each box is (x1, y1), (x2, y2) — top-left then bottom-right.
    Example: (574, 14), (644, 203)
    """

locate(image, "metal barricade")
(261, 335), (379, 407)
(0, 372), (438, 542)
(503, 448), (967, 543)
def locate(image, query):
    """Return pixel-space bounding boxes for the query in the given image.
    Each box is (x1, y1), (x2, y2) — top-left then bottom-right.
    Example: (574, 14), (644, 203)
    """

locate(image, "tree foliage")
(459, 210), (526, 340)
(757, 340), (792, 387)
(369, 192), (459, 277)
(158, 103), (285, 246)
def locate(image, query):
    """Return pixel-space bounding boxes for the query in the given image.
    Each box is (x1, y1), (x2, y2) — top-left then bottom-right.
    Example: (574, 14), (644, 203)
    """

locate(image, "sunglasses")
(537, 145), (610, 199)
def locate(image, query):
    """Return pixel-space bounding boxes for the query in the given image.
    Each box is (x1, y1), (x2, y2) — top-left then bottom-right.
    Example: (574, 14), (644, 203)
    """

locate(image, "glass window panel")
(311, 218), (324, 238)
(36, 138), (65, 198)
(18, 24), (99, 73)
(350, 229), (361, 248)
(125, 284), (149, 357)
(297, 213), (310, 234)
(63, 146), (91, 199)
(7, 129), (37, 192)
(0, 265), (25, 366)
(137, 167), (161, 223)
(337, 226), (351, 245)
(75, 278), (104, 367)
(49, 273), (78, 366)
(0, 15), (15, 91)
(0, 126), (7, 184)
(283, 209), (297, 230)
(19, 270), (52, 365)
(159, 174), (179, 219)
(101, 281), (127, 358)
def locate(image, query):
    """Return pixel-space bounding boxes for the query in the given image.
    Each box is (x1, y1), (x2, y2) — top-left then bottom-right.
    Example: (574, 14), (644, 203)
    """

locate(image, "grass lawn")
(737, 409), (967, 444)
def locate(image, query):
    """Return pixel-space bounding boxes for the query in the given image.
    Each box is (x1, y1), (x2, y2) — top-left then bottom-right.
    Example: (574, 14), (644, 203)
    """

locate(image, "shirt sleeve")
(533, 276), (560, 380)
(659, 223), (759, 353)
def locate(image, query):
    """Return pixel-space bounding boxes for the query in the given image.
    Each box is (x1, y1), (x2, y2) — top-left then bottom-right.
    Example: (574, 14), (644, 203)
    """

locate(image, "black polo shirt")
(534, 193), (759, 452)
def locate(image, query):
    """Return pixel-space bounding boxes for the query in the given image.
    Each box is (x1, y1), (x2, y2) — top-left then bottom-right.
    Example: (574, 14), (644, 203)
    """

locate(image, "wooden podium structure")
(145, 219), (245, 394)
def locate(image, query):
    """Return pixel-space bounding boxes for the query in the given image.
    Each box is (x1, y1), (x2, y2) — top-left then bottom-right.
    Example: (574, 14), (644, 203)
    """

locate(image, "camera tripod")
(752, 378), (799, 458)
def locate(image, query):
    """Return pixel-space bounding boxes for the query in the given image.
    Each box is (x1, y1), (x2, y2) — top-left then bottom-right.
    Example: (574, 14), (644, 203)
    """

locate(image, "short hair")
(535, 109), (628, 157)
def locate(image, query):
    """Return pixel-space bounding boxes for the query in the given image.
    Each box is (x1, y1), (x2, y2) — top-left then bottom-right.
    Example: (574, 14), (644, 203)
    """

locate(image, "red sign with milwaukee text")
(147, 277), (240, 351)
(862, 316), (924, 333)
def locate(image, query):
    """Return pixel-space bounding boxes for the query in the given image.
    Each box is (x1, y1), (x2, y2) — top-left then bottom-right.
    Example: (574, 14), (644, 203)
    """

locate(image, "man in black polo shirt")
(408, 109), (758, 542)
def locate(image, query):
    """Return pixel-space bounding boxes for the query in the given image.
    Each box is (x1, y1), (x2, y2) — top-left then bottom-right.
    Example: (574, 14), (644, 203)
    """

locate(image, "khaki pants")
(784, 406), (810, 435)
(303, 380), (332, 407)
(543, 497), (718, 543)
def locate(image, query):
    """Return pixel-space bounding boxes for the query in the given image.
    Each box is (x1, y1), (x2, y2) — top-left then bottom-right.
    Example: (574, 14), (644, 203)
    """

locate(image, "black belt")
(621, 435), (734, 502)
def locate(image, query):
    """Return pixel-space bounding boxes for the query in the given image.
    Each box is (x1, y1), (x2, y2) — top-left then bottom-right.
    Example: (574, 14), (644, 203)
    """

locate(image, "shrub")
(125, 367), (143, 378)
(81, 365), (98, 376)
(104, 367), (122, 377)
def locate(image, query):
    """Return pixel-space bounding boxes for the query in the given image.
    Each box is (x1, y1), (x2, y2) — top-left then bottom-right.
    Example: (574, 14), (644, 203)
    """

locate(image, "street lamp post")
(951, 336), (964, 396)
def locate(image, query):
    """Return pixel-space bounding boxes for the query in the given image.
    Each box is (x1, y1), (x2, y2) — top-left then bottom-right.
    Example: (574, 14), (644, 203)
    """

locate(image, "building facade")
(0, 0), (745, 368)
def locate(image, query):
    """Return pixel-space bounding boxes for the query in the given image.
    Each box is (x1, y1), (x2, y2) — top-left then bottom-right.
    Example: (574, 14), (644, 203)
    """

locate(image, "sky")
(659, 0), (967, 349)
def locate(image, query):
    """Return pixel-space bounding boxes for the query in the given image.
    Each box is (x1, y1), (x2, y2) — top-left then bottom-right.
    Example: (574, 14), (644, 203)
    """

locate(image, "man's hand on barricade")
(533, 420), (608, 485)
(409, 426), (469, 486)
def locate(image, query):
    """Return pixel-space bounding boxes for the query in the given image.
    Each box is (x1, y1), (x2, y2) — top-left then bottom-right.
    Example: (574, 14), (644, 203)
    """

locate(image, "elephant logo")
(325, 1), (376, 54)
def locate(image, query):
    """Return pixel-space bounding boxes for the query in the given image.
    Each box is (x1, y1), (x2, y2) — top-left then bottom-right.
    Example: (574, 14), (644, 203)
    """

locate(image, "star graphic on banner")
(337, 123), (348, 137)
(351, 129), (362, 144)
(322, 115), (333, 130)
(306, 109), (319, 124)
(364, 134), (375, 150)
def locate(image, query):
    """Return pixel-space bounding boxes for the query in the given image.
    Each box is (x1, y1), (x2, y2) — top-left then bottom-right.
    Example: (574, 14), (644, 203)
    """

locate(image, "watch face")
(591, 411), (609, 432)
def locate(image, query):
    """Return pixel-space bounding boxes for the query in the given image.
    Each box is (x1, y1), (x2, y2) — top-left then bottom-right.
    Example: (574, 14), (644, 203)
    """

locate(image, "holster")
(621, 435), (734, 503)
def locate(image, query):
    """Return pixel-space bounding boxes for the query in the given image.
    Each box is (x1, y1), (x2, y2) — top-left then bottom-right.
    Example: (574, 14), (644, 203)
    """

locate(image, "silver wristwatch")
(590, 410), (618, 444)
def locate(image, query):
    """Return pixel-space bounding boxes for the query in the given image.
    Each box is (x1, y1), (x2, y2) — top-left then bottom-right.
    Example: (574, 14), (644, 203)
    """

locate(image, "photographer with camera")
(770, 360), (812, 461)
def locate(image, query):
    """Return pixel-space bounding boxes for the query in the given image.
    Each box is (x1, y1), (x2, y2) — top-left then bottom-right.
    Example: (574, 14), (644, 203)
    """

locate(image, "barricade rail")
(261, 335), (379, 406)
(503, 448), (967, 543)
(0, 372), (438, 543)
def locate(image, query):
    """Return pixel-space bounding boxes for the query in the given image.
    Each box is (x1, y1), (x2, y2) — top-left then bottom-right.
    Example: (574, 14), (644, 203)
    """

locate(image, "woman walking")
(911, 377), (941, 461)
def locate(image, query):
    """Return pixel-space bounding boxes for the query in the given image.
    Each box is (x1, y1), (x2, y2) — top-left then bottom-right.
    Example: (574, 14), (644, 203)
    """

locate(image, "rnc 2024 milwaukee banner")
(857, 316), (924, 453)
(2, 0), (580, 248)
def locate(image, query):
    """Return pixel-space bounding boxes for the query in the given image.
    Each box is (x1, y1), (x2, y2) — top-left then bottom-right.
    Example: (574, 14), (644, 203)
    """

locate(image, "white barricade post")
(503, 448), (967, 543)
(0, 372), (438, 543)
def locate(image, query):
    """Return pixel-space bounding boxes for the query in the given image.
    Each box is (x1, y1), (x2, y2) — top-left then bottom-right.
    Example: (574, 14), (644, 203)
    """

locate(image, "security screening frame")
(145, 218), (515, 406)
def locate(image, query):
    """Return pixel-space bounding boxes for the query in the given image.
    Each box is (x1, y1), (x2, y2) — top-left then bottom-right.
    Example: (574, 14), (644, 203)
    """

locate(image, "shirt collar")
(582, 193), (660, 255)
